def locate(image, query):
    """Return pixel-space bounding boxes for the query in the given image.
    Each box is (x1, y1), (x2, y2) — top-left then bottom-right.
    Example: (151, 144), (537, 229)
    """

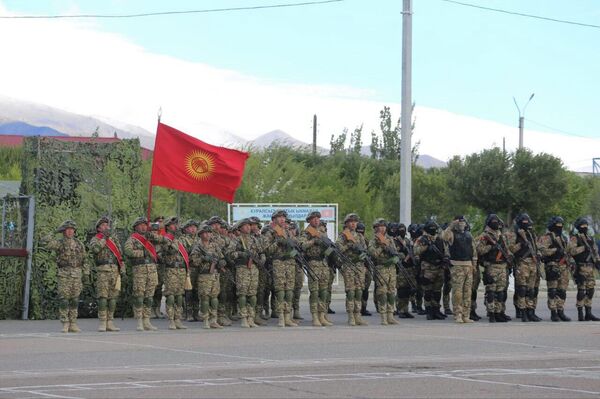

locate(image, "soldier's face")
(251, 224), (260, 233)
(274, 215), (286, 226)
(186, 226), (198, 235)
(347, 221), (357, 230)
(167, 224), (178, 233)
(97, 222), (109, 234)
(200, 231), (211, 241)
(375, 225), (386, 234)
(136, 223), (148, 233)
(240, 224), (252, 234)
(64, 228), (75, 238)
(309, 217), (320, 228)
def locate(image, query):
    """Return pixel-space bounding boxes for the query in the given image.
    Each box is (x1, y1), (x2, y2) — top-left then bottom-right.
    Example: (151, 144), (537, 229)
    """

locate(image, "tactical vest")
(420, 236), (445, 265)
(543, 233), (562, 263)
(449, 231), (473, 261)
(573, 235), (593, 264)
(513, 232), (535, 260)
(482, 233), (501, 263)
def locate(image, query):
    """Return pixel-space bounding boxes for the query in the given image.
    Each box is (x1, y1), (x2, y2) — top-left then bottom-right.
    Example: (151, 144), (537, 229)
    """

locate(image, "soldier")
(288, 220), (304, 321)
(231, 219), (262, 328)
(368, 219), (399, 325)
(568, 217), (600, 321)
(354, 222), (372, 317)
(190, 224), (224, 329)
(207, 216), (236, 327)
(263, 210), (299, 327)
(299, 211), (334, 327)
(42, 220), (88, 333)
(249, 217), (268, 326)
(124, 217), (165, 331)
(538, 216), (571, 322)
(441, 216), (476, 323)
(408, 224), (426, 315)
(507, 213), (542, 322)
(321, 220), (337, 316)
(159, 217), (190, 330)
(413, 220), (449, 321)
(336, 213), (369, 326)
(180, 220), (200, 321)
(89, 217), (125, 332)
(476, 214), (512, 323)
(151, 216), (166, 319)
(389, 223), (416, 319)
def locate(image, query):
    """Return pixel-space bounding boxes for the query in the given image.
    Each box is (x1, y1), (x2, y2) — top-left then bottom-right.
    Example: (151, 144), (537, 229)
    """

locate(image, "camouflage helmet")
(248, 216), (261, 225)
(305, 211), (321, 222)
(372, 218), (387, 229)
(164, 216), (179, 228)
(95, 217), (110, 230)
(207, 216), (223, 225)
(153, 215), (164, 223)
(343, 213), (360, 224)
(271, 209), (288, 220)
(237, 218), (252, 229)
(132, 217), (148, 229)
(198, 224), (213, 234)
(57, 220), (77, 233)
(182, 219), (199, 230)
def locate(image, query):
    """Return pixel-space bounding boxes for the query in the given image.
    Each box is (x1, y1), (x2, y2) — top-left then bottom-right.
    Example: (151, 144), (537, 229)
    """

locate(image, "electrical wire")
(0, 0), (343, 19)
(438, 0), (600, 30)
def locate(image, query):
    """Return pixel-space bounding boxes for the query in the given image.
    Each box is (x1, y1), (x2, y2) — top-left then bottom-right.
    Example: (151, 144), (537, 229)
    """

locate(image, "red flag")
(150, 122), (249, 203)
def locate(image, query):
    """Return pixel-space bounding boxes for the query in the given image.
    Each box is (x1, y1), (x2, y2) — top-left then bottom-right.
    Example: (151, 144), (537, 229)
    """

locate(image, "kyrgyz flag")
(150, 122), (249, 203)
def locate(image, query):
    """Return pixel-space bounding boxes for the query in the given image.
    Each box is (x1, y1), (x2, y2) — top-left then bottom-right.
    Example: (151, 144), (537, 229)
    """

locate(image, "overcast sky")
(1, 0), (599, 171)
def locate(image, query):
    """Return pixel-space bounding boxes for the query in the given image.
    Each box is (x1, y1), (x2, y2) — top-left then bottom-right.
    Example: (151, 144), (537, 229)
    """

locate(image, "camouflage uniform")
(568, 218), (600, 321)
(208, 218), (237, 326)
(442, 220), (476, 323)
(43, 220), (88, 333)
(151, 217), (166, 319)
(413, 224), (449, 320)
(392, 232), (416, 318)
(89, 217), (124, 332)
(368, 220), (399, 325)
(298, 214), (333, 326)
(263, 212), (299, 327)
(336, 214), (368, 326)
(190, 226), (224, 329)
(124, 218), (166, 331)
(179, 220), (199, 321)
(537, 221), (570, 321)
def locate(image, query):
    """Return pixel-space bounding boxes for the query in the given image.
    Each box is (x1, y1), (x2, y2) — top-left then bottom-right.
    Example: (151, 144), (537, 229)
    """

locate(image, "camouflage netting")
(15, 137), (145, 319)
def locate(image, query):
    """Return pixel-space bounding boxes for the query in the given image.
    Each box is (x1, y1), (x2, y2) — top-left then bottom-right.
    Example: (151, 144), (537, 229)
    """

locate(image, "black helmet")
(547, 216), (564, 230)
(387, 222), (400, 237)
(515, 213), (532, 230)
(356, 222), (366, 234)
(574, 217), (589, 229)
(424, 220), (439, 236)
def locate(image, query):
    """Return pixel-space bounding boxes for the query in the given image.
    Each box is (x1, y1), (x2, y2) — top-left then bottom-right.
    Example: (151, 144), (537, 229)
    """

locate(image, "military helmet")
(547, 216), (564, 230)
(372, 218), (387, 228)
(207, 216), (223, 225)
(182, 219), (199, 230)
(237, 218), (252, 229)
(57, 220), (77, 233)
(356, 222), (366, 234)
(198, 224), (213, 234)
(574, 217), (589, 229)
(423, 220), (439, 235)
(305, 211), (321, 222)
(343, 213), (360, 224)
(271, 209), (288, 219)
(485, 213), (499, 226)
(132, 217), (148, 229)
(153, 216), (164, 223)
(387, 222), (400, 237)
(95, 217), (110, 230)
(515, 213), (533, 229)
(248, 216), (261, 225)
(164, 216), (179, 228)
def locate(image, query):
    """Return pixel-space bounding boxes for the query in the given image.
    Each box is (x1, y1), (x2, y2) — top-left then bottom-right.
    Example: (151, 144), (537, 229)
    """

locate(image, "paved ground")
(1, 296), (600, 399)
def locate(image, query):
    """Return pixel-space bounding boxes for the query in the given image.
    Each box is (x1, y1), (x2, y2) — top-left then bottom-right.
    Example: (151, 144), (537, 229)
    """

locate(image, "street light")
(513, 93), (535, 149)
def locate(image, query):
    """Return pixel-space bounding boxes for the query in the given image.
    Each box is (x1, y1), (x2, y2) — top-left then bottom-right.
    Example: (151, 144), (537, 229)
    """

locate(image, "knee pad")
(134, 296), (144, 308)
(577, 289), (586, 301)
(166, 295), (175, 306)
(175, 295), (183, 306)
(346, 290), (355, 301)
(526, 288), (536, 300)
(59, 299), (69, 310)
(556, 289), (567, 300)
(423, 290), (433, 302)
(485, 290), (495, 304)
(588, 288), (595, 299)
(108, 298), (117, 311)
(547, 288), (557, 300)
(517, 285), (527, 298)
(143, 297), (153, 307)
(97, 297), (108, 311)
(210, 297), (219, 308)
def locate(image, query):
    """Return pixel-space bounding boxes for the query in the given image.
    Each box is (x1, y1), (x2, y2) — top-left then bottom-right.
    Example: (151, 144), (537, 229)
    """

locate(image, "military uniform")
(413, 221), (449, 320)
(124, 217), (166, 331)
(288, 220), (305, 321)
(249, 218), (269, 325)
(391, 224), (416, 319)
(368, 219), (399, 325)
(180, 220), (199, 321)
(336, 213), (368, 326)
(190, 224), (224, 329)
(208, 217), (236, 326)
(151, 216), (166, 319)
(89, 217), (125, 332)
(568, 217), (600, 321)
(43, 220), (88, 333)
(298, 211), (334, 327)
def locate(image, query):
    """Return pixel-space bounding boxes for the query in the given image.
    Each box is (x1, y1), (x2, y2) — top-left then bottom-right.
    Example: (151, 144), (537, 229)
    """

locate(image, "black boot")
(426, 306), (434, 320)
(398, 311), (414, 319)
(444, 308), (453, 316)
(557, 309), (571, 322)
(417, 306), (427, 315)
(578, 307), (585, 321)
(411, 301), (418, 314)
(488, 312), (496, 323)
(530, 310), (542, 322)
(361, 305), (372, 316)
(515, 308), (522, 319)
(585, 306), (600, 321)
(327, 306), (335, 314)
(435, 307), (447, 319)
(495, 312), (507, 322)
(501, 312), (511, 321)
(470, 309), (481, 321)
(550, 310), (559, 322)
(521, 308), (529, 322)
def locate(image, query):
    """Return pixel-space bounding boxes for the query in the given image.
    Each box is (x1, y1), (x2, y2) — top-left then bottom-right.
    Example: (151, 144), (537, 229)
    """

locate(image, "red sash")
(96, 233), (124, 269)
(131, 233), (158, 262)
(163, 233), (190, 271)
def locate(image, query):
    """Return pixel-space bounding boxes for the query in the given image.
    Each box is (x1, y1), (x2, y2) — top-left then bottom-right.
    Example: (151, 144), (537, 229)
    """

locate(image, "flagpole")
(147, 108), (162, 222)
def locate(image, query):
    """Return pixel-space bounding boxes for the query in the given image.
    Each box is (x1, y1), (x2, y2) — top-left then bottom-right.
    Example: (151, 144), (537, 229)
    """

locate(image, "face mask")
(426, 227), (437, 235)
(457, 221), (466, 232)
(399, 229), (406, 238)
(579, 226), (588, 235)
(550, 225), (563, 235)
(488, 221), (499, 230)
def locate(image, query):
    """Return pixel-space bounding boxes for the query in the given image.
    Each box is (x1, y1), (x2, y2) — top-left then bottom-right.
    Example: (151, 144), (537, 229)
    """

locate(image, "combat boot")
(218, 316), (232, 326)
(319, 312), (333, 326)
(97, 310), (107, 332)
(387, 311), (399, 325)
(143, 318), (158, 331)
(435, 307), (447, 319)
(380, 312), (388, 325)
(174, 319), (187, 329)
(557, 309), (571, 321)
(444, 308), (453, 316)
(311, 313), (323, 327)
(240, 317), (250, 328)
(254, 316), (266, 326)
(328, 306), (336, 314)
(578, 307), (585, 321)
(494, 313), (506, 323)
(248, 316), (258, 328)
(136, 318), (144, 331)
(521, 308), (529, 322)
(551, 310), (559, 322)
(347, 312), (356, 326)
(585, 306), (600, 321)
(426, 306), (434, 320)
(462, 314), (474, 323)
(361, 304), (372, 316)
(68, 322), (81, 333)
(168, 319), (177, 330)
(278, 312), (286, 327)
(497, 312), (510, 322)
(488, 313), (496, 323)
(203, 317), (211, 329)
(106, 318), (120, 332)
(284, 312), (298, 327)
(61, 322), (69, 333)
(293, 309), (304, 320)
(355, 312), (368, 326)
(515, 308), (522, 319)
(530, 310), (542, 322)
(470, 309), (481, 321)
(210, 316), (223, 329)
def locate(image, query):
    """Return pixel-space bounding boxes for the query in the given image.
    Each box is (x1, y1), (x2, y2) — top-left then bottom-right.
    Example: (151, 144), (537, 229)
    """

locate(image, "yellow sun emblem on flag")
(185, 150), (216, 181)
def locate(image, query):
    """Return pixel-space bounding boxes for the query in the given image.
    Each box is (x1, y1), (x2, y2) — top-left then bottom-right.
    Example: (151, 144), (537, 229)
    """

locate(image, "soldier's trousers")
(58, 268), (83, 323)
(307, 260), (330, 314)
(256, 266), (268, 317)
(152, 264), (165, 311)
(450, 264), (473, 317)
(443, 268), (452, 310)
(198, 273), (220, 320)
(545, 262), (569, 311)
(236, 265), (259, 318)
(375, 265), (396, 313)
(132, 264), (158, 320)
(218, 268), (235, 318)
(341, 263), (366, 315)
(514, 259), (538, 310)
(293, 265), (304, 313)
(420, 262), (444, 309)
(471, 265), (481, 313)
(327, 268), (335, 310)
(272, 259), (296, 314)
(188, 267), (200, 318)
(483, 263), (508, 313)
(362, 268), (372, 311)
(574, 263), (596, 308)
(96, 264), (120, 322)
(164, 267), (186, 321)
(397, 265), (416, 313)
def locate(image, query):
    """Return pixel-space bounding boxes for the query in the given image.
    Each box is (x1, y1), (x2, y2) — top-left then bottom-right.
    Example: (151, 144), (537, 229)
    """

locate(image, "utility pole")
(513, 93), (534, 149)
(399, 0), (412, 225)
(312, 114), (317, 155)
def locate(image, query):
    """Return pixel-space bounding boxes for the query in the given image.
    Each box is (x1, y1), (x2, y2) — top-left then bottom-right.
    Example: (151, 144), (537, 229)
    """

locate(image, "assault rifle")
(191, 243), (236, 285)
(483, 234), (515, 269)
(421, 236), (451, 269)
(517, 229), (542, 273)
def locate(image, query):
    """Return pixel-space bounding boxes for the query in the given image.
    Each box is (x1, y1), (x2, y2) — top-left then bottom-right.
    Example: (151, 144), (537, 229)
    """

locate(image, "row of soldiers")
(42, 210), (600, 332)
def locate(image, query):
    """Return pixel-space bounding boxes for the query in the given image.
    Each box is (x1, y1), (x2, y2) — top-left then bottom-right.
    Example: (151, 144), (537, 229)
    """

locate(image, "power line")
(0, 0), (343, 19)
(525, 118), (593, 139)
(437, 0), (600, 30)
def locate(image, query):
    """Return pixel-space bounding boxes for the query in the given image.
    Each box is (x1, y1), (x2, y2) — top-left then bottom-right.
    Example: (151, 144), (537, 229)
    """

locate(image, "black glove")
(555, 247), (565, 258)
